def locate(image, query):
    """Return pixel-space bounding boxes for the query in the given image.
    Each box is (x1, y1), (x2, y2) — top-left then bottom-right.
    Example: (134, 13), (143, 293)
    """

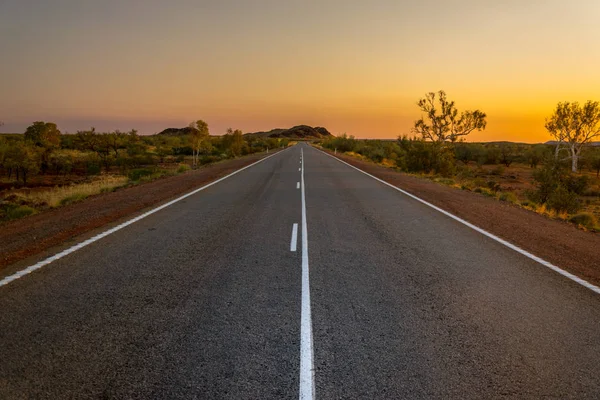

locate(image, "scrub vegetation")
(320, 91), (600, 231)
(0, 120), (289, 222)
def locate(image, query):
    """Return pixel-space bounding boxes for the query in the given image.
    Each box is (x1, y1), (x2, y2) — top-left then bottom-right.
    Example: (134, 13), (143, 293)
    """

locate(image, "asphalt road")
(2, 143), (600, 399)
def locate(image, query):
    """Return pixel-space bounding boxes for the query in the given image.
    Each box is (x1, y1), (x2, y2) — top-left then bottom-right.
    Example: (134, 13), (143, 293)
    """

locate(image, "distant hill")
(156, 127), (199, 136)
(245, 125), (332, 140)
(545, 141), (600, 147)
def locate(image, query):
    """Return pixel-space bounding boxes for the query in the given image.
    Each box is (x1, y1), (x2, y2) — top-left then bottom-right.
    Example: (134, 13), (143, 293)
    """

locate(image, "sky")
(1, 0), (599, 142)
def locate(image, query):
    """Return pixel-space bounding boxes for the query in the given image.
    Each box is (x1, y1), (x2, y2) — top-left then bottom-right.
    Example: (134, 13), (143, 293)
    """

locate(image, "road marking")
(0, 149), (290, 288)
(317, 147), (600, 296)
(299, 168), (301, 171)
(299, 147), (315, 400)
(297, 182), (300, 189)
(290, 223), (298, 252)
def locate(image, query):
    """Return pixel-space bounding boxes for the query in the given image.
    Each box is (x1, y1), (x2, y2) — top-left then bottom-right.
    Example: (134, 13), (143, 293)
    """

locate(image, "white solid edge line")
(316, 147), (600, 296)
(290, 223), (299, 252)
(0, 148), (290, 288)
(299, 147), (316, 400)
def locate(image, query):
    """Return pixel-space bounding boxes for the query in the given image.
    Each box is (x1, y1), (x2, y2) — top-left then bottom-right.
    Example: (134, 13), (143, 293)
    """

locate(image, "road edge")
(313, 146), (600, 296)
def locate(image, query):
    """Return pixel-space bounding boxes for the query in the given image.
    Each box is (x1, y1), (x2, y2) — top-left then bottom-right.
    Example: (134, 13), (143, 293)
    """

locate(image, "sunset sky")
(1, 0), (599, 142)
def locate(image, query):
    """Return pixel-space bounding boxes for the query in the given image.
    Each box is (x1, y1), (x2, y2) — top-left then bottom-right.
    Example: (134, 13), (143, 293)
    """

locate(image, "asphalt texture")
(2, 143), (600, 399)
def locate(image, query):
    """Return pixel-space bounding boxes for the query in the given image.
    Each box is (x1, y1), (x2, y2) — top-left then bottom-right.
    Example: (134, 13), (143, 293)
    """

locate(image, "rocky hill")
(245, 125), (332, 139)
(156, 127), (199, 136)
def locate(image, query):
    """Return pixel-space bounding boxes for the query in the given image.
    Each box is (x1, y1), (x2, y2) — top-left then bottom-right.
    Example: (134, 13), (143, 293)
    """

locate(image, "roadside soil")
(0, 151), (277, 270)
(321, 148), (600, 288)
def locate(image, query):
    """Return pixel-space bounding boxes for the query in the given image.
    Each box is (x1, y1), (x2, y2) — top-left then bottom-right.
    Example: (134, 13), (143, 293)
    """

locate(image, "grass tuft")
(20, 176), (128, 208)
(569, 213), (598, 230)
(5, 205), (37, 220)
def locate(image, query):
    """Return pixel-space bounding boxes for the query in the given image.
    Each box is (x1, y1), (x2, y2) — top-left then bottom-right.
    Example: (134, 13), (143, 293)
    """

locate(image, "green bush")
(5, 205), (37, 220)
(480, 188), (495, 197)
(200, 155), (222, 165)
(569, 213), (598, 230)
(565, 175), (589, 195)
(86, 161), (101, 175)
(128, 168), (155, 181)
(529, 160), (589, 210)
(59, 193), (88, 206)
(487, 180), (501, 192)
(498, 192), (518, 203)
(546, 185), (580, 214)
(138, 170), (171, 183)
(177, 164), (190, 173)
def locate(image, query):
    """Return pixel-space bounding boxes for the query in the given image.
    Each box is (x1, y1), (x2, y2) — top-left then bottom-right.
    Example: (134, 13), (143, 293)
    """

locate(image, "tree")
(75, 128), (112, 171)
(498, 143), (516, 167)
(106, 130), (128, 157)
(24, 121), (62, 174)
(413, 90), (487, 144)
(75, 128), (100, 153)
(189, 120), (210, 167)
(3, 143), (41, 185)
(19, 145), (42, 185)
(526, 145), (550, 168)
(545, 101), (600, 172)
(24, 121), (61, 148)
(225, 128), (245, 157)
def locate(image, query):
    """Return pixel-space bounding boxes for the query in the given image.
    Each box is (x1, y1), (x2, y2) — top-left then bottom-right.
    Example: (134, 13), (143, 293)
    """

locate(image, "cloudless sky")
(1, 0), (599, 141)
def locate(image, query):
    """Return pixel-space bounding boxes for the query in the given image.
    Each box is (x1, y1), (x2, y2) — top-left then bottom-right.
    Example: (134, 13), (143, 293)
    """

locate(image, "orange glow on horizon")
(1, 1), (599, 143)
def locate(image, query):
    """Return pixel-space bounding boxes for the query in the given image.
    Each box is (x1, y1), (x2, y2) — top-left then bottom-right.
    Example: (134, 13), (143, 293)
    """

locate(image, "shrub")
(128, 168), (155, 181)
(546, 185), (580, 214)
(59, 193), (88, 206)
(5, 205), (37, 220)
(564, 175), (589, 195)
(486, 180), (501, 192)
(480, 188), (495, 197)
(435, 178), (455, 186)
(86, 161), (101, 175)
(569, 213), (598, 230)
(529, 160), (588, 207)
(472, 178), (487, 187)
(498, 192), (518, 203)
(177, 164), (190, 173)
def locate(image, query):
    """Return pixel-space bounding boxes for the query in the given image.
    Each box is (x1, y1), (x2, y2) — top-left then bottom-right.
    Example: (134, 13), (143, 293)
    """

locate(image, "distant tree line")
(0, 120), (287, 186)
(321, 90), (600, 216)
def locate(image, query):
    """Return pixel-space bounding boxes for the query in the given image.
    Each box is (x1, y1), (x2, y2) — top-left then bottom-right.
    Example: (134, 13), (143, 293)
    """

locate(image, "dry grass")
(362, 153), (600, 230)
(21, 176), (128, 208)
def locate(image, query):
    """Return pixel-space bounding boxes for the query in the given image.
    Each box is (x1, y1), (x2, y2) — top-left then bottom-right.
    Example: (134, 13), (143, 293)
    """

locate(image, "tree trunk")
(22, 168), (27, 185)
(571, 148), (578, 173)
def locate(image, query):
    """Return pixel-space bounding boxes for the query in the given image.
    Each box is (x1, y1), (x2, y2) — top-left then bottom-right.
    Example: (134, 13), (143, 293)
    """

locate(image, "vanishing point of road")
(2, 144), (600, 399)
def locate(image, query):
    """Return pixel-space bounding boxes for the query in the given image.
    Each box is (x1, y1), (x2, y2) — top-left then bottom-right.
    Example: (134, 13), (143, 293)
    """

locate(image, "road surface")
(2, 143), (600, 399)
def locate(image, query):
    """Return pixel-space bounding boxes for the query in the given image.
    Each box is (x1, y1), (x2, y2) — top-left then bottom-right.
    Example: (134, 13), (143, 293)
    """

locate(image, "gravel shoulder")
(321, 148), (600, 288)
(0, 151), (278, 271)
